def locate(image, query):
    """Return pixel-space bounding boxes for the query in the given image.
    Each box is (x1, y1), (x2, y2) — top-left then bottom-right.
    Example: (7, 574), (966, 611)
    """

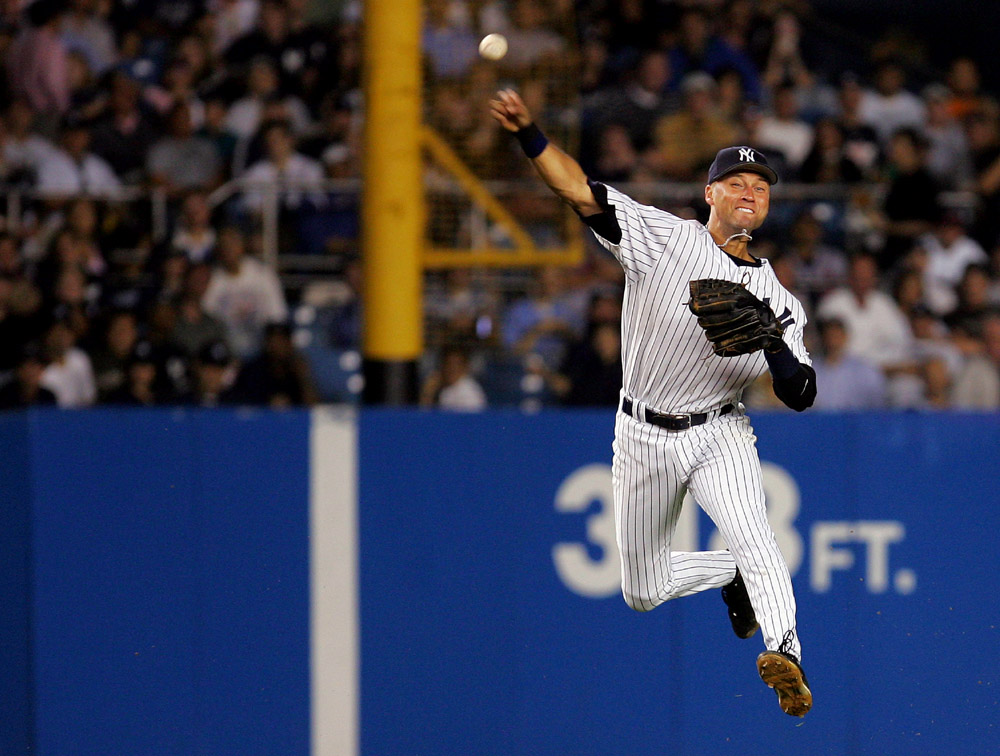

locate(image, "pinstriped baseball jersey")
(592, 183), (811, 414)
(586, 180), (807, 664)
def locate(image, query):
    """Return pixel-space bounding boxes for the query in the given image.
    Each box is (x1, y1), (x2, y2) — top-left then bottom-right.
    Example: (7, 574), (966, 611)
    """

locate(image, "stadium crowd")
(1, 0), (999, 411)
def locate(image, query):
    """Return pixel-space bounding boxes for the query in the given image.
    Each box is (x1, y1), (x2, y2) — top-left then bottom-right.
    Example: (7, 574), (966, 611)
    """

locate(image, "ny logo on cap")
(738, 147), (755, 162)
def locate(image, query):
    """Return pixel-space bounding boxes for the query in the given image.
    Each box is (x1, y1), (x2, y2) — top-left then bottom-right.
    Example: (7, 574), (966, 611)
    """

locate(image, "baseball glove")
(688, 279), (784, 357)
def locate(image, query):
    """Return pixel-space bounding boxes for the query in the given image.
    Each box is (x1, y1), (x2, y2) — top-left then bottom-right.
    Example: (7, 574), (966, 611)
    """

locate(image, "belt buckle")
(672, 413), (692, 430)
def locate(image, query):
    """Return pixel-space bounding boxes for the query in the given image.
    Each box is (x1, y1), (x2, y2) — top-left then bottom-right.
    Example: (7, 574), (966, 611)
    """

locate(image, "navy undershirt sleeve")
(765, 342), (817, 412)
(578, 180), (622, 244)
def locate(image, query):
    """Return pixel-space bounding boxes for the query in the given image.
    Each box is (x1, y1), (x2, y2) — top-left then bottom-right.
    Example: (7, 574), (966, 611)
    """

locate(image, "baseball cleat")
(721, 569), (759, 639)
(757, 650), (812, 717)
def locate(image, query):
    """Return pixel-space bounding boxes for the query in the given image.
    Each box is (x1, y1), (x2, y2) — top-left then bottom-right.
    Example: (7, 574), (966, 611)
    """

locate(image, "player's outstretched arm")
(490, 89), (601, 217)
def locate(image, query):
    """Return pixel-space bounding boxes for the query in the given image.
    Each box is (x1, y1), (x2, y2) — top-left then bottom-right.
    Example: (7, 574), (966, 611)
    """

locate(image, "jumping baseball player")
(491, 88), (817, 717)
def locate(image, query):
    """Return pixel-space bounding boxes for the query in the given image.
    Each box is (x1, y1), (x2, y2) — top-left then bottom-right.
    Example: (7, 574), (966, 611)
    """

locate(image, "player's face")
(706, 172), (771, 232)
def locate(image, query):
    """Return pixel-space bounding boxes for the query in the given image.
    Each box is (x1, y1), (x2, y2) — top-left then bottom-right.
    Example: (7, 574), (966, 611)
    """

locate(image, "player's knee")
(622, 588), (659, 613)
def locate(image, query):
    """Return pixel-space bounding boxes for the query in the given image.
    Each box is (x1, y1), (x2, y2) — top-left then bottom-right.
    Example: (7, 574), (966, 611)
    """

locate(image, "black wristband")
(763, 340), (799, 380)
(515, 123), (548, 159)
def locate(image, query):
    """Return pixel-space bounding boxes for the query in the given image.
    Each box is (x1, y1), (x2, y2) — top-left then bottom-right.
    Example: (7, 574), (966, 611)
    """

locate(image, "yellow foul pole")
(362, 0), (424, 404)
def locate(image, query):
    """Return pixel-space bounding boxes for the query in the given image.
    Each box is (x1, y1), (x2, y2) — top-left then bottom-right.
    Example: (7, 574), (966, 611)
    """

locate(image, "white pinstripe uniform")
(593, 183), (810, 661)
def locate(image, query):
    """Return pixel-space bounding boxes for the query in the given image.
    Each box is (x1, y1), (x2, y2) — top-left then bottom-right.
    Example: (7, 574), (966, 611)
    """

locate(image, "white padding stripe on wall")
(310, 407), (358, 756)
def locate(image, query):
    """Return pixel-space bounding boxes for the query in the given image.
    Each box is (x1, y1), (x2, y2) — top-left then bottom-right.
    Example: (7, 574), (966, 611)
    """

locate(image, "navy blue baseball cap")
(708, 146), (779, 185)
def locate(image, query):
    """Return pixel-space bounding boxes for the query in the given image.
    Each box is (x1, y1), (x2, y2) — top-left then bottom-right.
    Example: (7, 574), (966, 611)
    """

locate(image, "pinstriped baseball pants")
(612, 406), (801, 659)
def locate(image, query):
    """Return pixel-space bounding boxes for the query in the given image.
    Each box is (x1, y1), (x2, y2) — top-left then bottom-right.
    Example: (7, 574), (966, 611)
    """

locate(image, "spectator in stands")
(419, 345), (487, 411)
(990, 246), (1000, 305)
(922, 83), (972, 190)
(209, 0), (261, 57)
(169, 192), (218, 264)
(767, 253), (813, 325)
(240, 120), (325, 213)
(548, 321), (623, 406)
(424, 267), (499, 351)
(1, 99), (57, 184)
(65, 196), (107, 266)
(892, 267), (928, 321)
(878, 127), (939, 271)
(170, 263), (226, 358)
(817, 252), (913, 371)
(984, 313), (1000, 370)
(763, 11), (838, 123)
(967, 107), (1000, 249)
(327, 256), (361, 349)
(146, 102), (223, 196)
(5, 0), (70, 129)
(947, 264), (994, 331)
(90, 309), (139, 400)
(502, 265), (585, 370)
(945, 57), (986, 121)
(198, 97), (239, 178)
(232, 322), (318, 406)
(299, 93), (360, 175)
(422, 0), (479, 80)
(224, 0), (315, 96)
(798, 118), (864, 184)
(591, 123), (639, 182)
(102, 247), (154, 313)
(224, 57), (312, 141)
(914, 210), (988, 316)
(645, 72), (738, 181)
(35, 117), (121, 199)
(578, 34), (612, 96)
(909, 305), (962, 374)
(177, 339), (240, 407)
(104, 339), (161, 406)
(585, 49), (675, 155)
(950, 318), (1000, 409)
(0, 342), (58, 409)
(858, 61), (926, 147)
(0, 232), (25, 282)
(201, 225), (288, 358)
(0, 281), (47, 372)
(920, 356), (953, 409)
(65, 50), (104, 123)
(143, 57), (206, 129)
(761, 9), (806, 91)
(755, 82), (813, 174)
(40, 316), (96, 407)
(715, 68), (747, 125)
(60, 0), (117, 76)
(35, 199), (107, 299)
(835, 73), (881, 177)
(174, 34), (217, 93)
(811, 318), (887, 410)
(89, 70), (159, 184)
(279, 0), (334, 104)
(500, 0), (567, 76)
(47, 265), (98, 345)
(783, 210), (847, 308)
(667, 6), (762, 104)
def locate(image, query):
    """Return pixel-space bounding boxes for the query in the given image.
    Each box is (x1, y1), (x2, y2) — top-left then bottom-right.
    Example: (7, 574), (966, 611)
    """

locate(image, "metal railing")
(2, 186), (170, 241)
(3, 179), (979, 273)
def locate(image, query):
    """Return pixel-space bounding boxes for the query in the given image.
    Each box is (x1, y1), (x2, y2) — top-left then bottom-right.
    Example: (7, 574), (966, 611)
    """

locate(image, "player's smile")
(707, 171), (771, 233)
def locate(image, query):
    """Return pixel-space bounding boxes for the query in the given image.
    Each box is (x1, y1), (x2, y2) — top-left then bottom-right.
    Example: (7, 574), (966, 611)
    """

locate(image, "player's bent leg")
(619, 549), (736, 611)
(686, 415), (801, 659)
(614, 412), (746, 612)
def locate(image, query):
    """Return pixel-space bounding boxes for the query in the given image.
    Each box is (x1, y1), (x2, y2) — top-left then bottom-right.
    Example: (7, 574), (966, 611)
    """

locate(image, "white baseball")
(479, 33), (508, 61)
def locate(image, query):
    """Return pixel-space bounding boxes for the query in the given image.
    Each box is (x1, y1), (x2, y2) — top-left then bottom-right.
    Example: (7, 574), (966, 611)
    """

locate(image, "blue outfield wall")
(1, 408), (313, 756)
(359, 409), (1000, 756)
(1, 408), (999, 755)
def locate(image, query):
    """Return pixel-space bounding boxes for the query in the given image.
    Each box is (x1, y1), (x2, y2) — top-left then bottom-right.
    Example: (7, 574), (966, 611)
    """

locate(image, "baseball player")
(491, 89), (817, 717)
